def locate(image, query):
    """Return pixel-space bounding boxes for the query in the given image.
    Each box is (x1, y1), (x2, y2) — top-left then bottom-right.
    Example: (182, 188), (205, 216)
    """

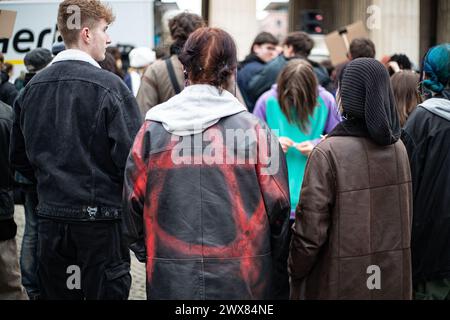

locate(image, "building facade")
(289, 0), (450, 66)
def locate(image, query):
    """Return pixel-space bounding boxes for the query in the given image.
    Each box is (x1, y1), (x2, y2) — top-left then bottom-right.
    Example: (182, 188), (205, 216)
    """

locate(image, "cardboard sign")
(0, 10), (17, 39)
(325, 21), (369, 66)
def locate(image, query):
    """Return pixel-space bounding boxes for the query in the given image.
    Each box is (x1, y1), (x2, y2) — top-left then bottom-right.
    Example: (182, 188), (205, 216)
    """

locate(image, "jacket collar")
(420, 97), (450, 121)
(327, 118), (370, 140)
(145, 84), (246, 136)
(239, 53), (264, 68)
(51, 49), (101, 69)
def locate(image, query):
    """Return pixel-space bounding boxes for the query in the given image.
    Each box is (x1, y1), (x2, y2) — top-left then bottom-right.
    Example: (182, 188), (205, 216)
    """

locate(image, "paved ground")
(14, 205), (147, 300)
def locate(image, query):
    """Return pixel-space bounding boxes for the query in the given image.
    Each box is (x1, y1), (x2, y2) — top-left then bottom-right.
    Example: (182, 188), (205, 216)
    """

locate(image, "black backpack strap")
(165, 58), (181, 94)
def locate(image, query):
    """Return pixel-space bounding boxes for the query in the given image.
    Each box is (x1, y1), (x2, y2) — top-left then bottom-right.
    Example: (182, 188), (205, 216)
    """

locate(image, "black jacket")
(237, 54), (265, 112)
(0, 100), (16, 240)
(402, 94), (450, 283)
(0, 71), (18, 107)
(10, 60), (142, 221)
(123, 112), (291, 299)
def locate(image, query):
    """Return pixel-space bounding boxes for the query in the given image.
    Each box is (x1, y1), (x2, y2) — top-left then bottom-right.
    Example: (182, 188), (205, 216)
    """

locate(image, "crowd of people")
(0, 0), (449, 301)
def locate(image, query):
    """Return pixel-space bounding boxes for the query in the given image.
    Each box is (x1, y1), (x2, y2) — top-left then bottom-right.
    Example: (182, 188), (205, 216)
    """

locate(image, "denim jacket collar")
(51, 49), (101, 69)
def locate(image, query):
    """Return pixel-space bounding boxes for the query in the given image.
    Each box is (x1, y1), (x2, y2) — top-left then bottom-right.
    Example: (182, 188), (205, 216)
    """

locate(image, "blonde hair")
(57, 0), (115, 46)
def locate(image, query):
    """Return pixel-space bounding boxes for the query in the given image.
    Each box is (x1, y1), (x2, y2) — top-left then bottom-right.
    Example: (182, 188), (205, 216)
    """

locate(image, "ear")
(80, 27), (90, 44)
(288, 45), (295, 57)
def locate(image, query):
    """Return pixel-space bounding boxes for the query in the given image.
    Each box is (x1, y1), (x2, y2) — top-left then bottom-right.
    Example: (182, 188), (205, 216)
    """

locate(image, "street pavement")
(14, 205), (147, 300)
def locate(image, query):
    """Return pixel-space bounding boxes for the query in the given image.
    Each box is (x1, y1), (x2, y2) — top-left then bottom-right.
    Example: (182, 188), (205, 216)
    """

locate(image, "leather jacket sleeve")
(122, 122), (150, 263)
(288, 147), (334, 299)
(256, 124), (291, 299)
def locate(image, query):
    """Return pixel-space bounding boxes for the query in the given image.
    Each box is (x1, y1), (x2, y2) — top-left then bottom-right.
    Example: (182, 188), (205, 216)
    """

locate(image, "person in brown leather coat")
(289, 58), (413, 300)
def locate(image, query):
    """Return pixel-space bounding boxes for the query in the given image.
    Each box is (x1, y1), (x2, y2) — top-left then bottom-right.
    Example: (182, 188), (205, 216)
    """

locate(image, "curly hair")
(168, 12), (205, 55)
(390, 54), (412, 70)
(179, 27), (237, 91)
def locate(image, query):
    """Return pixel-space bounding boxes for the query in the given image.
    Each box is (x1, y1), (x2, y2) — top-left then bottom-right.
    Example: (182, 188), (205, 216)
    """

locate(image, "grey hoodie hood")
(145, 84), (247, 136)
(421, 98), (450, 121)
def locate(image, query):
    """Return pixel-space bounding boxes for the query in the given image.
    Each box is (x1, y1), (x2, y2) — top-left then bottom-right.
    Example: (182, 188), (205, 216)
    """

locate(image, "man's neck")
(66, 45), (93, 59)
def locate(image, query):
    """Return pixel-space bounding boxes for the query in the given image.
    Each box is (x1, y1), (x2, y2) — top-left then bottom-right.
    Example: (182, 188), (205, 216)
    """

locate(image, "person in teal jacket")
(255, 60), (340, 219)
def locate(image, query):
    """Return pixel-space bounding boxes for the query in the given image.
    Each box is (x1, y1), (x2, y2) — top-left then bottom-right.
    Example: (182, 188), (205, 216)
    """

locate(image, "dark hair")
(154, 45), (170, 60)
(3, 63), (13, 75)
(106, 46), (121, 60)
(179, 27), (237, 91)
(283, 32), (314, 58)
(250, 32), (278, 54)
(277, 60), (318, 131)
(391, 71), (422, 126)
(99, 52), (117, 73)
(169, 12), (205, 55)
(105, 46), (124, 78)
(320, 59), (335, 77)
(349, 38), (376, 59)
(0, 53), (4, 66)
(390, 54), (412, 70)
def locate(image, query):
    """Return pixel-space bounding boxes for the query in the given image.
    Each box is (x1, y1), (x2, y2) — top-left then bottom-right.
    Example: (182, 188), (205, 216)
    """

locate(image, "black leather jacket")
(0, 101), (14, 220)
(123, 113), (291, 299)
(10, 60), (142, 221)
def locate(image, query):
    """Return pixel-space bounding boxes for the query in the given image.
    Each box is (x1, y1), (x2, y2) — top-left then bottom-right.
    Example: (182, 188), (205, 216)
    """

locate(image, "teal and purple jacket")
(253, 85), (341, 218)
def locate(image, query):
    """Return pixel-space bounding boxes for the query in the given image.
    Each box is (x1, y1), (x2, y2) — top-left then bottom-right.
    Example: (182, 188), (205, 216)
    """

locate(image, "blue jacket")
(10, 60), (142, 221)
(237, 54), (265, 112)
(247, 54), (330, 103)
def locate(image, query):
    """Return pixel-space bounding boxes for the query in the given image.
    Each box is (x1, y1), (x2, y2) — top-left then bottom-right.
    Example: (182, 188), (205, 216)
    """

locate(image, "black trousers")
(37, 218), (131, 300)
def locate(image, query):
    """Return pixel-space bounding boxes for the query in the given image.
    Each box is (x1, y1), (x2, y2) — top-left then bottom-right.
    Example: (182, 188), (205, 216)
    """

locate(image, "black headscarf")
(330, 58), (401, 146)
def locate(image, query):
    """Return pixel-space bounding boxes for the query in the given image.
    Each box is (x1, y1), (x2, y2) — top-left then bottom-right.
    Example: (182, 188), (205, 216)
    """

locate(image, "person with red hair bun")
(123, 27), (291, 300)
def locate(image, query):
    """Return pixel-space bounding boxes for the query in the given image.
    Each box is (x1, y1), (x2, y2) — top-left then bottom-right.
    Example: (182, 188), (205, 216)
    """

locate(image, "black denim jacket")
(10, 60), (142, 221)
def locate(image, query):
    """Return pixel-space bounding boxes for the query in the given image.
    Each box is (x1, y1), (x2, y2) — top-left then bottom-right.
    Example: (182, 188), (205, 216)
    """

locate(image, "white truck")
(0, 0), (155, 79)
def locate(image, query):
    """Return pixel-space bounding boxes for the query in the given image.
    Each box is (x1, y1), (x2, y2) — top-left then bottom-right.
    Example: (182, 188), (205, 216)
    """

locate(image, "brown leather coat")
(289, 136), (413, 300)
